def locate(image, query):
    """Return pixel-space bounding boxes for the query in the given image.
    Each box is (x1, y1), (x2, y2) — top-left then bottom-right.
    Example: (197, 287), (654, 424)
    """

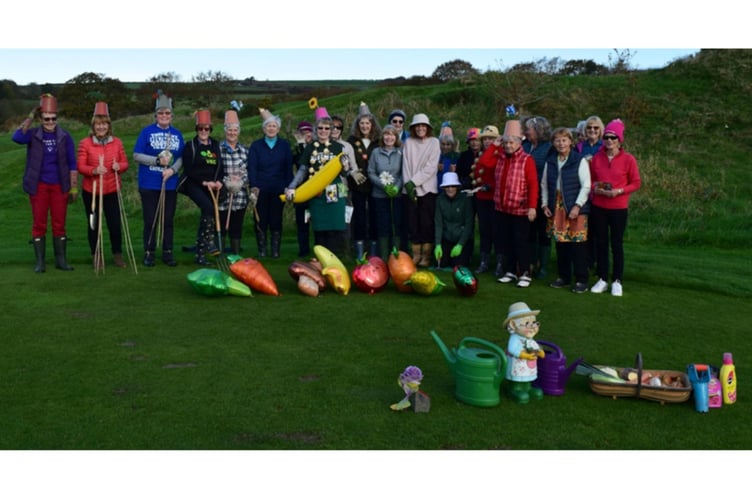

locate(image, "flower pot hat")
(39, 93), (57, 113)
(93, 101), (109, 117)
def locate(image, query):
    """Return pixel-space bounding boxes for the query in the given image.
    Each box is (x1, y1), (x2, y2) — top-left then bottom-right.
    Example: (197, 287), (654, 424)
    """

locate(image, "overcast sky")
(1, 48), (699, 85)
(1, 2), (738, 85)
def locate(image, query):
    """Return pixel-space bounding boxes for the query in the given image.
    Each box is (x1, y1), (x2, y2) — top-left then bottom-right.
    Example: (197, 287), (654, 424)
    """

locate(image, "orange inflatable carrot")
(229, 258), (280, 296)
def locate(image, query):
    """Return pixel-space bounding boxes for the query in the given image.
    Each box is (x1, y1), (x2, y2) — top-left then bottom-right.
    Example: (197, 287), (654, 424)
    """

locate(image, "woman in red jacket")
(588, 119), (641, 297)
(77, 102), (129, 269)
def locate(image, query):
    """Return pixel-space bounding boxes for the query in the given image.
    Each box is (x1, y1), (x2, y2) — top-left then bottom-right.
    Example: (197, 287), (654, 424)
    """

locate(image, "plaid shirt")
(219, 140), (249, 211)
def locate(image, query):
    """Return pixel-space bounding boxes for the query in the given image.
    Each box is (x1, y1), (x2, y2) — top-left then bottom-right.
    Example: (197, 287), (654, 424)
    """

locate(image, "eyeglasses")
(603, 135), (619, 141)
(391, 119), (403, 124)
(43, 116), (57, 122)
(317, 126), (331, 130)
(586, 126), (600, 130)
(197, 126), (211, 132)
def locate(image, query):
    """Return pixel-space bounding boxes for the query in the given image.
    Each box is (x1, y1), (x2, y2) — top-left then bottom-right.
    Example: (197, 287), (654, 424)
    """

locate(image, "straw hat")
(503, 302), (540, 327)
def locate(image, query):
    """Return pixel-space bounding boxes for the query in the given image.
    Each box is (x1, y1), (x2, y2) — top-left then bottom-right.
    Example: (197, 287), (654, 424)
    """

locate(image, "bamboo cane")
(115, 172), (138, 273)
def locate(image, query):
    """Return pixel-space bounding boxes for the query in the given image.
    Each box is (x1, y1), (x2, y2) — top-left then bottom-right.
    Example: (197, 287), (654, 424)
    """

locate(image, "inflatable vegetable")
(387, 247), (417, 293)
(229, 257), (280, 296)
(288, 260), (327, 292)
(297, 275), (321, 297)
(352, 254), (389, 295)
(187, 268), (252, 297)
(452, 266), (478, 296)
(404, 270), (445, 296)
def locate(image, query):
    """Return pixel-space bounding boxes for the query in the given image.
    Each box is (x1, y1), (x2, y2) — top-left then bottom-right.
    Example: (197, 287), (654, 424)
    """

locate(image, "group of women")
(13, 94), (641, 295)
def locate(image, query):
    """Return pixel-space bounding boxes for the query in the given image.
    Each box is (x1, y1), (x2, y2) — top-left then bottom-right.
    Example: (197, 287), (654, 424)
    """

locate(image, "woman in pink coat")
(588, 119), (641, 297)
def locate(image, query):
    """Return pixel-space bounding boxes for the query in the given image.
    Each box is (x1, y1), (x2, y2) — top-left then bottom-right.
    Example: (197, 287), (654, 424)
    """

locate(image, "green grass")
(1, 50), (751, 454)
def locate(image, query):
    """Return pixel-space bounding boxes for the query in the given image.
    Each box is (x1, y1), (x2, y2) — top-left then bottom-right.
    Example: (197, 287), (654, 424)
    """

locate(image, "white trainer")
(498, 272), (516, 284)
(590, 278), (608, 294)
(611, 280), (623, 297)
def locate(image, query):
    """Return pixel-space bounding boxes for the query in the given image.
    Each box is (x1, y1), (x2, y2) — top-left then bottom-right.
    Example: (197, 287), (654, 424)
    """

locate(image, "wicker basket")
(589, 353), (692, 404)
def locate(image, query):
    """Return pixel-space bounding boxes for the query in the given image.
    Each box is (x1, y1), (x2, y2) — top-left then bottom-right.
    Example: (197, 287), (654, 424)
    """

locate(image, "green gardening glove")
(434, 245), (443, 261)
(385, 184), (399, 197)
(450, 244), (463, 258)
(404, 181), (417, 202)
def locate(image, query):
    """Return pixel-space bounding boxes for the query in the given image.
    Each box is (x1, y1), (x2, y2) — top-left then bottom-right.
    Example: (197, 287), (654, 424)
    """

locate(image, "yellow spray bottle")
(720, 352), (737, 405)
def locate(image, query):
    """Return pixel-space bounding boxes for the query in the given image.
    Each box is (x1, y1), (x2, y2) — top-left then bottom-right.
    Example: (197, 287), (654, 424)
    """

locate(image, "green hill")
(2, 49), (750, 249)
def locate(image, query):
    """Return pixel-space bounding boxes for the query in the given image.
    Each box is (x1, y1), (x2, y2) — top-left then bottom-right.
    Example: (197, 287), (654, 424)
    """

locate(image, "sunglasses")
(586, 126), (600, 130)
(197, 126), (211, 132)
(391, 119), (404, 124)
(157, 111), (172, 116)
(43, 116), (57, 122)
(603, 135), (619, 141)
(317, 126), (331, 130)
(332, 125), (343, 130)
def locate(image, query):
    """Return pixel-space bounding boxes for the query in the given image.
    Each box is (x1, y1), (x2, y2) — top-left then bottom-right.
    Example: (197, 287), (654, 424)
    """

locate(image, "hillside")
(1, 49), (750, 250)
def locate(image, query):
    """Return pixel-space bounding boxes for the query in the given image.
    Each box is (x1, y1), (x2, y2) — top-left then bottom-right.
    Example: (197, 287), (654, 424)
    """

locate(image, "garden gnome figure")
(503, 302), (546, 403)
(390, 365), (430, 412)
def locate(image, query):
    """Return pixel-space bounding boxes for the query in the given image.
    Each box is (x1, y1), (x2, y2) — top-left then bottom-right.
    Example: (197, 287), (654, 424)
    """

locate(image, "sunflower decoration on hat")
(308, 97), (319, 110)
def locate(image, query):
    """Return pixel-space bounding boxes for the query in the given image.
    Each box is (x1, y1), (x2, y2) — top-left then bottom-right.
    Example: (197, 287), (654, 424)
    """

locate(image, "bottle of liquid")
(720, 352), (737, 405)
(708, 369), (722, 408)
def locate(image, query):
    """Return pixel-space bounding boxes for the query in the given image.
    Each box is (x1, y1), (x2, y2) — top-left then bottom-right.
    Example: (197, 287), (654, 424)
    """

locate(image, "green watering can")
(430, 330), (508, 407)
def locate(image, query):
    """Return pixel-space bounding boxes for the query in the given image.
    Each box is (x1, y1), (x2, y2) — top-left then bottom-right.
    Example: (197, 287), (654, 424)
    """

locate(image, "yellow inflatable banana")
(313, 244), (350, 295)
(279, 153), (344, 203)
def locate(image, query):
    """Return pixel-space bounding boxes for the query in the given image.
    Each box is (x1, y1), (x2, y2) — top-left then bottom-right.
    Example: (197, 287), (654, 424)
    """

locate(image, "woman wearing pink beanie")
(588, 118), (642, 297)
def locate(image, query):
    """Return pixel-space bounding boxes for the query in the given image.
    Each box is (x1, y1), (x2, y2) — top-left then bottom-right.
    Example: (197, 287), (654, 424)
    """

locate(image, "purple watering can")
(532, 340), (582, 396)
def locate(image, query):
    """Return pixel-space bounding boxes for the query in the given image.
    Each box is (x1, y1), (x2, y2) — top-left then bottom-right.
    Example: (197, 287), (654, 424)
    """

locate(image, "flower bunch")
(505, 104), (517, 118)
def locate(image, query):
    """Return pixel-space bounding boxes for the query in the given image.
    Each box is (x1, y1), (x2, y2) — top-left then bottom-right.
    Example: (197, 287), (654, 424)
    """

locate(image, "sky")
(0, 1), (739, 86)
(0, 48), (700, 85)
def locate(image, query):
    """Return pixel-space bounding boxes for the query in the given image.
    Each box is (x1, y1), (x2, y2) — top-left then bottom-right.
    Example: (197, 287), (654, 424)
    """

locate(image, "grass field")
(1, 49), (750, 497)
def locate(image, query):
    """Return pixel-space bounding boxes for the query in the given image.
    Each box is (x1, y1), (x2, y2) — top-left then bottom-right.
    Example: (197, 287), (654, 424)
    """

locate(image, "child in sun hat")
(433, 171), (474, 269)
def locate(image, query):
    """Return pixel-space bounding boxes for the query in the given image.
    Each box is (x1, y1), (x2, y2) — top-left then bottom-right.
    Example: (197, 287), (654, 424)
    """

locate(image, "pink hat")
(39, 93), (57, 113)
(314, 107), (330, 121)
(503, 120), (523, 141)
(195, 109), (212, 126)
(93, 101), (109, 117)
(604, 119), (625, 142)
(224, 110), (239, 126)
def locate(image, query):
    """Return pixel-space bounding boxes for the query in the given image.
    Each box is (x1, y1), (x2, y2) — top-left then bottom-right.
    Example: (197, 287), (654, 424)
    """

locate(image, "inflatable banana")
(313, 244), (350, 295)
(279, 153), (344, 203)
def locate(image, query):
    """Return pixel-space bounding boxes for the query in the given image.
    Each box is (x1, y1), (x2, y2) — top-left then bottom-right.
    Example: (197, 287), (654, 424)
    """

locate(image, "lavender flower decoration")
(400, 365), (423, 386)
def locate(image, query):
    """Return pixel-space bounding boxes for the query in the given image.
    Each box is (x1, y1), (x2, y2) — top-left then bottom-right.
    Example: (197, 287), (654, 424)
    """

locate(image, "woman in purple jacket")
(12, 94), (78, 272)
